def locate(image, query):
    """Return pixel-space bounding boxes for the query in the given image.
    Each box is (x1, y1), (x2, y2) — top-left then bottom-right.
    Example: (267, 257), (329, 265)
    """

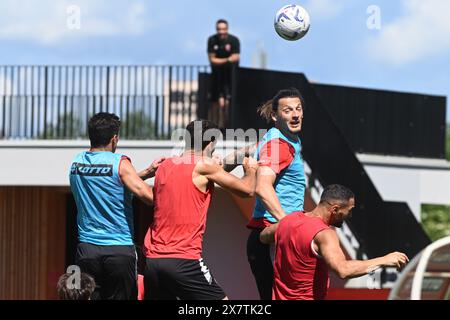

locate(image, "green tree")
(40, 110), (160, 140)
(421, 204), (450, 242)
(121, 111), (159, 140)
(40, 112), (86, 139)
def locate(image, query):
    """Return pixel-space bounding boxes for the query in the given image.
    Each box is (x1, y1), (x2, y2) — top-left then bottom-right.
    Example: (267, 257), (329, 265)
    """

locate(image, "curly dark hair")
(57, 272), (96, 300)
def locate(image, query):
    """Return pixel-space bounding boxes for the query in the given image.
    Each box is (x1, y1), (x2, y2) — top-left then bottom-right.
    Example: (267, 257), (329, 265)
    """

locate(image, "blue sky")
(0, 0), (449, 121)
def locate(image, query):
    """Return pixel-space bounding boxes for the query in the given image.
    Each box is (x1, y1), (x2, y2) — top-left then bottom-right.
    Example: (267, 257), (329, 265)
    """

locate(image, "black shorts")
(247, 229), (274, 300)
(75, 242), (138, 300)
(143, 257), (226, 300)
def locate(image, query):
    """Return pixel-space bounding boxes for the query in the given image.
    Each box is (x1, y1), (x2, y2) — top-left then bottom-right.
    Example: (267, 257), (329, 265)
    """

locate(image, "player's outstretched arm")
(197, 157), (257, 198)
(315, 228), (409, 279)
(119, 159), (154, 205)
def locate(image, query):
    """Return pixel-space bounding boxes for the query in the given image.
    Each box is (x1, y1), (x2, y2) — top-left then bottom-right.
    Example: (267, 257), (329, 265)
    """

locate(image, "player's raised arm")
(196, 156), (257, 198)
(221, 143), (257, 173)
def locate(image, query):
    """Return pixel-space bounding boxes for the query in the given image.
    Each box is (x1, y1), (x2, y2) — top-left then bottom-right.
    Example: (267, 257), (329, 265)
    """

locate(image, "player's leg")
(218, 95), (227, 129)
(247, 229), (274, 300)
(75, 242), (102, 300)
(216, 69), (229, 130)
(172, 258), (227, 300)
(221, 88), (231, 130)
(143, 258), (177, 300)
(218, 67), (232, 130)
(101, 245), (138, 300)
(209, 101), (220, 125)
(209, 71), (221, 125)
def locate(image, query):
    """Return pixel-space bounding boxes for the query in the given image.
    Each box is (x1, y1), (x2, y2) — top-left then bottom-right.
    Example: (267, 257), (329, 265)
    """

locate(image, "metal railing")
(0, 65), (210, 140)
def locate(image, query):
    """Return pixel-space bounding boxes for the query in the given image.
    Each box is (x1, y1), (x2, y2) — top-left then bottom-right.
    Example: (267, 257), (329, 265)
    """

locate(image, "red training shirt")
(273, 211), (331, 300)
(143, 154), (214, 260)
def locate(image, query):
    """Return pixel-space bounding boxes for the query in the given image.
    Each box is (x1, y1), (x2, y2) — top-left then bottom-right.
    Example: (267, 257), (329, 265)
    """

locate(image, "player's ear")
(332, 205), (340, 215)
(271, 112), (277, 123)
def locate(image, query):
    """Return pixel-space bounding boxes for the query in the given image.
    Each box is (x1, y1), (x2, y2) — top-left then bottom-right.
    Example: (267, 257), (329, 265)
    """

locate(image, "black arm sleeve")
(232, 36), (240, 54)
(207, 36), (215, 54)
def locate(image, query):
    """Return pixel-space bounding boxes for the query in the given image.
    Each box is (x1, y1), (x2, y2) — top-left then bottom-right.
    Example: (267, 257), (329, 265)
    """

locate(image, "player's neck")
(90, 146), (113, 152)
(306, 206), (330, 225)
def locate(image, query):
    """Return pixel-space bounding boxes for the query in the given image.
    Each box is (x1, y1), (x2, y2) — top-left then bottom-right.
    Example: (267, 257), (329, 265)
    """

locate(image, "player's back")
(144, 154), (214, 260)
(273, 212), (330, 300)
(69, 151), (134, 245)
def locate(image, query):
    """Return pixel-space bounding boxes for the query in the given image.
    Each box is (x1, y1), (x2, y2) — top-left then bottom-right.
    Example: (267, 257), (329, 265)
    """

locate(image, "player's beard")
(332, 220), (344, 228)
(275, 118), (300, 142)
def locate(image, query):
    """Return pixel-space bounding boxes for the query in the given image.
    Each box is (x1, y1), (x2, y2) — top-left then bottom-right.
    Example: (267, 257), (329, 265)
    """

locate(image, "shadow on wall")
(203, 187), (260, 300)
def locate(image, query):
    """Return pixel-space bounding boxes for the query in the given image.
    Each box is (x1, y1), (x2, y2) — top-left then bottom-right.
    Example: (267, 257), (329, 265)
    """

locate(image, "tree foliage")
(421, 204), (450, 242)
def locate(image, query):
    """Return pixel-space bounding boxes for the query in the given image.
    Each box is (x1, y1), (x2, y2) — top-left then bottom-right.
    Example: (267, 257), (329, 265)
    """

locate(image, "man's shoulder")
(227, 34), (240, 44)
(72, 151), (85, 159)
(278, 212), (298, 228)
(259, 137), (294, 157)
(208, 34), (219, 42)
(228, 34), (240, 41)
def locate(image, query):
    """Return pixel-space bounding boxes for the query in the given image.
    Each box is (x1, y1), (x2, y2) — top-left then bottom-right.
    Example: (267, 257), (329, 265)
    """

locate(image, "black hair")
(57, 272), (96, 300)
(258, 88), (305, 123)
(184, 119), (220, 151)
(319, 184), (355, 206)
(88, 112), (121, 148)
(216, 19), (228, 26)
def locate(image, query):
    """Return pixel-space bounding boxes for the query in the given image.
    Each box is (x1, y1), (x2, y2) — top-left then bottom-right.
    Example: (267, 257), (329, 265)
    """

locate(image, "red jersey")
(273, 211), (330, 300)
(143, 155), (214, 260)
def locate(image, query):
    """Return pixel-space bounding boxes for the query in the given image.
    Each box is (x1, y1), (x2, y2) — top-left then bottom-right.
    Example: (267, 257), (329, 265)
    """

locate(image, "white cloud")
(0, 0), (150, 45)
(367, 0), (450, 66)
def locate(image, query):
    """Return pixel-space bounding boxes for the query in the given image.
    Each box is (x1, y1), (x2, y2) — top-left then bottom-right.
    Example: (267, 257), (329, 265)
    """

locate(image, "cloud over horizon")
(367, 0), (450, 66)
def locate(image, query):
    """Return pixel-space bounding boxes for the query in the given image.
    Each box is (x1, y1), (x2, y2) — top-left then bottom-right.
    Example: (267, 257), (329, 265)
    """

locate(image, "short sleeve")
(118, 156), (131, 185)
(207, 36), (215, 53)
(258, 139), (294, 174)
(232, 36), (240, 54)
(121, 155), (131, 163)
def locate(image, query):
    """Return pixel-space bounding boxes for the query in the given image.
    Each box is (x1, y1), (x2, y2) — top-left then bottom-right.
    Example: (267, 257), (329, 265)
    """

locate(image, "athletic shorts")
(247, 229), (274, 300)
(75, 242), (138, 300)
(143, 257), (226, 300)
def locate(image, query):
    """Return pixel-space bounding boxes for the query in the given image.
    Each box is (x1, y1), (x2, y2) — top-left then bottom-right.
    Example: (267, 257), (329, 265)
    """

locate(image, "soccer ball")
(274, 4), (311, 41)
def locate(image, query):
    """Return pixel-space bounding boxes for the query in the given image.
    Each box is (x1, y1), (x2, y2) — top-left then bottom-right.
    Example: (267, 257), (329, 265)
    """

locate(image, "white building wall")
(1, 141), (449, 222)
(357, 154), (450, 222)
(0, 140), (246, 186)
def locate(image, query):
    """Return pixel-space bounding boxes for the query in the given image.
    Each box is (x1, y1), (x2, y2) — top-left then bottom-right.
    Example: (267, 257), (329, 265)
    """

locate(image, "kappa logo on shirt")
(71, 162), (113, 176)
